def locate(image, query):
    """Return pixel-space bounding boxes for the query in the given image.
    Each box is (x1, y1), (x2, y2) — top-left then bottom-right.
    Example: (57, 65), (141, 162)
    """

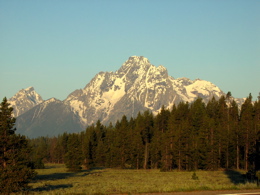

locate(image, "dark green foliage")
(64, 133), (83, 172)
(253, 97), (260, 171)
(136, 111), (154, 169)
(192, 172), (199, 180)
(30, 157), (45, 169)
(29, 93), (260, 173)
(0, 97), (36, 193)
(82, 125), (96, 169)
(240, 94), (255, 171)
(29, 137), (49, 168)
(115, 115), (131, 168)
(153, 106), (171, 171)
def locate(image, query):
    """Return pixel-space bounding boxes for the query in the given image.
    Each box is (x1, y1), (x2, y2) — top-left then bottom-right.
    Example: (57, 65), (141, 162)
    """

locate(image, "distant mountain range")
(8, 56), (245, 138)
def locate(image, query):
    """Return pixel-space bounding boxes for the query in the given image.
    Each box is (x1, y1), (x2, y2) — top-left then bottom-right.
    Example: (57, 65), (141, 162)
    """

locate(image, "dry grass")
(19, 164), (260, 194)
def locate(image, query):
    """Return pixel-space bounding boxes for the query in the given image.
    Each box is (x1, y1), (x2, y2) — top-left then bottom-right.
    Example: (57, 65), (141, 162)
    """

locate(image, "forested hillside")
(29, 93), (260, 172)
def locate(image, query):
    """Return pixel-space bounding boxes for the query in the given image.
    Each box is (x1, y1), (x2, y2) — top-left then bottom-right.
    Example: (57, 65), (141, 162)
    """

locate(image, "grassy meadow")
(24, 164), (259, 194)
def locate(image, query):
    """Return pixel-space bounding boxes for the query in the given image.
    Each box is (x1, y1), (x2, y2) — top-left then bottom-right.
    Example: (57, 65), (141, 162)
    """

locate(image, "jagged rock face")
(8, 87), (43, 117)
(16, 98), (83, 138)
(10, 56), (245, 138)
(64, 56), (225, 126)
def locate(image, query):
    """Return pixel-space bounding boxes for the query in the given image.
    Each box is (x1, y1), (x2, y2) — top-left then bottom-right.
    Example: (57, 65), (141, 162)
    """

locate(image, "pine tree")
(109, 120), (122, 167)
(240, 94), (255, 170)
(28, 138), (45, 168)
(0, 97), (36, 193)
(116, 115), (130, 168)
(205, 97), (219, 170)
(82, 125), (96, 169)
(64, 133), (83, 172)
(253, 95), (260, 171)
(218, 95), (229, 168)
(49, 137), (58, 163)
(229, 99), (240, 169)
(189, 98), (206, 170)
(150, 114), (163, 169)
(128, 117), (143, 169)
(155, 106), (171, 171)
(136, 110), (153, 169)
(94, 120), (107, 166)
(103, 123), (116, 168)
(168, 102), (188, 171)
(36, 137), (50, 162)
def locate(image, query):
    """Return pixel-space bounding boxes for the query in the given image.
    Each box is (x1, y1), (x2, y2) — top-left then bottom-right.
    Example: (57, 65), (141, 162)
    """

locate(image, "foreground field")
(27, 164), (259, 194)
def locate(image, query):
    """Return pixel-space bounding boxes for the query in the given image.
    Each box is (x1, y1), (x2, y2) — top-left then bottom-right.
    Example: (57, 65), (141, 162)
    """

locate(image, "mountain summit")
(119, 56), (151, 70)
(8, 87), (43, 117)
(10, 56), (235, 137)
(64, 56), (225, 126)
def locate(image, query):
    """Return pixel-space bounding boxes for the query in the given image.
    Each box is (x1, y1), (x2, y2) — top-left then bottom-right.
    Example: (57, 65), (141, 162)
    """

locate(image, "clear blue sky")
(1, 0), (259, 101)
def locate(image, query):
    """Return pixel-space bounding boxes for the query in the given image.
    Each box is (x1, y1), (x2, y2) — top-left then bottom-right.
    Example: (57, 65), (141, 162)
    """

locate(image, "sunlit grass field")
(25, 164), (259, 194)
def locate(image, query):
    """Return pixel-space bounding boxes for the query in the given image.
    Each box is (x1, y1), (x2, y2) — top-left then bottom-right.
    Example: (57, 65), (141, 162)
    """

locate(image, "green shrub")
(192, 172), (199, 180)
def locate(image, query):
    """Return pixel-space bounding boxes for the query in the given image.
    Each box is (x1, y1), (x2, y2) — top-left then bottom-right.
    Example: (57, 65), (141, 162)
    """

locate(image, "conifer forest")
(30, 93), (260, 172)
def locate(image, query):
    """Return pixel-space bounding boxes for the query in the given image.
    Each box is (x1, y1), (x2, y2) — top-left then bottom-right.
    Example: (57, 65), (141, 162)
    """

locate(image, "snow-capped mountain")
(16, 98), (83, 138)
(8, 87), (43, 117)
(9, 56), (244, 137)
(64, 56), (225, 126)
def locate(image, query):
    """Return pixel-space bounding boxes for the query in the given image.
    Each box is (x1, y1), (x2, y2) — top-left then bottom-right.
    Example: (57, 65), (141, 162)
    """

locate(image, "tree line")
(30, 93), (260, 172)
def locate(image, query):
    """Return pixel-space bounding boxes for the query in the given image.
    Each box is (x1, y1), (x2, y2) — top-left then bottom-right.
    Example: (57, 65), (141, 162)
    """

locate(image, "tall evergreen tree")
(137, 110), (153, 169)
(229, 99), (240, 169)
(82, 125), (96, 169)
(155, 106), (171, 171)
(65, 133), (83, 172)
(205, 97), (219, 170)
(217, 95), (229, 168)
(189, 98), (206, 170)
(94, 120), (107, 166)
(128, 117), (143, 169)
(240, 94), (255, 170)
(169, 102), (190, 171)
(0, 97), (36, 193)
(253, 95), (260, 171)
(103, 122), (117, 168)
(114, 116), (130, 168)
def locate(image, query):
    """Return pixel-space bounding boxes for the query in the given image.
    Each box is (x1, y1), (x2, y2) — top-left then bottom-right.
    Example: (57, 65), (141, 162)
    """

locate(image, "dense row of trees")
(1, 93), (259, 193)
(0, 98), (36, 193)
(30, 93), (260, 172)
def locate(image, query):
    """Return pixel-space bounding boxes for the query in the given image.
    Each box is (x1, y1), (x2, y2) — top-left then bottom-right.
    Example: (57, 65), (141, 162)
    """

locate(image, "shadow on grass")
(31, 184), (73, 192)
(34, 172), (77, 181)
(224, 170), (246, 185)
(30, 166), (106, 192)
(81, 167), (106, 177)
(34, 167), (106, 181)
(43, 165), (57, 169)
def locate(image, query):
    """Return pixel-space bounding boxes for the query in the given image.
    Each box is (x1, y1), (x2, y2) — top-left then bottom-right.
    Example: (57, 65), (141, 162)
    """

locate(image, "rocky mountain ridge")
(64, 56), (226, 125)
(8, 87), (43, 117)
(8, 56), (244, 137)
(15, 97), (83, 138)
